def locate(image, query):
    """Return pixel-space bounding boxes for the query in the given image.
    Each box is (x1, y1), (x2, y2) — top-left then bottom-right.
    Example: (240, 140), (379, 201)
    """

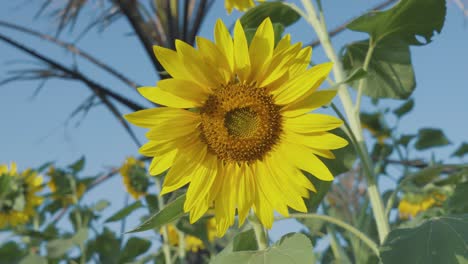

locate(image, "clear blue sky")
(1, 0), (467, 242)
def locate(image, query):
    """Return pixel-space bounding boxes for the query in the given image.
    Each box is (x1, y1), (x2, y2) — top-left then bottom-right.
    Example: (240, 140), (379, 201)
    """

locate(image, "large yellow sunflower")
(225, 0), (264, 14)
(0, 163), (43, 228)
(125, 18), (347, 236)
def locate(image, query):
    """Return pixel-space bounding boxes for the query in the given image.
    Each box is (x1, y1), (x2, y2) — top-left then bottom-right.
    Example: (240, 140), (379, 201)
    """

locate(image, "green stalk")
(155, 178), (173, 264)
(177, 230), (187, 264)
(251, 215), (268, 250)
(279, 214), (380, 256)
(296, 0), (390, 243)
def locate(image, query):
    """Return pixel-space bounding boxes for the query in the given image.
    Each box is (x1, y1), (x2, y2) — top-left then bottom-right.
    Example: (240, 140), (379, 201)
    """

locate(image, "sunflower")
(120, 157), (150, 199)
(225, 0), (264, 13)
(398, 192), (446, 219)
(162, 218), (217, 252)
(0, 163), (43, 228)
(125, 18), (347, 236)
(47, 166), (86, 205)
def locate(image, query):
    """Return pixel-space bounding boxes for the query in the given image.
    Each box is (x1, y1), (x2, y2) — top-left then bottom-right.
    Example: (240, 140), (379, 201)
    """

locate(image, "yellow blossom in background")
(125, 18), (347, 236)
(225, 0), (265, 14)
(398, 192), (446, 219)
(120, 157), (150, 199)
(162, 218), (216, 252)
(0, 163), (43, 228)
(47, 166), (86, 205)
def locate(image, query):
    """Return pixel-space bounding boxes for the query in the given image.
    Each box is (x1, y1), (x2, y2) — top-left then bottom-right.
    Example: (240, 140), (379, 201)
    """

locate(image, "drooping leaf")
(119, 237), (151, 264)
(380, 215), (468, 264)
(68, 156), (85, 173)
(212, 233), (315, 264)
(126, 194), (186, 233)
(445, 181), (468, 214)
(393, 99), (414, 118)
(343, 39), (415, 99)
(347, 0), (446, 45)
(415, 128), (451, 150)
(240, 2), (300, 29)
(105, 200), (143, 223)
(452, 142), (468, 158)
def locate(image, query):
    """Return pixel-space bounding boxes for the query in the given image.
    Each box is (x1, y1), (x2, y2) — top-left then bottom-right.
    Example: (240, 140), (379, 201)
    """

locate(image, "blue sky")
(1, 0), (467, 243)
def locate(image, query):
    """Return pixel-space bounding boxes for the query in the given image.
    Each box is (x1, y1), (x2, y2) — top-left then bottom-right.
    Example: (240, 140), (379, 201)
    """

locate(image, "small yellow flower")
(47, 166), (86, 205)
(0, 163), (43, 228)
(125, 18), (346, 236)
(162, 218), (217, 252)
(120, 157), (150, 199)
(398, 192), (446, 219)
(225, 0), (265, 14)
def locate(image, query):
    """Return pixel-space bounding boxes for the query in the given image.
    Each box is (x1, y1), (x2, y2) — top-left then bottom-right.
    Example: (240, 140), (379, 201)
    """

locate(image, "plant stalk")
(251, 216), (268, 250)
(155, 178), (173, 264)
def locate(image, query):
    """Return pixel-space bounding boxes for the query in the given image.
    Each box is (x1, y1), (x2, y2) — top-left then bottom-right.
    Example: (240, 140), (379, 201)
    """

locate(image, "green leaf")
(92, 199), (110, 212)
(398, 134), (416, 147)
(212, 233), (315, 264)
(105, 200), (143, 223)
(445, 181), (468, 214)
(393, 99), (414, 118)
(19, 254), (47, 264)
(415, 128), (451, 150)
(240, 2), (300, 29)
(343, 39), (415, 99)
(71, 228), (89, 244)
(126, 194), (186, 233)
(452, 142), (468, 158)
(68, 156), (85, 173)
(232, 229), (258, 252)
(380, 215), (468, 264)
(47, 238), (74, 258)
(322, 128), (356, 176)
(119, 237), (151, 264)
(347, 0), (446, 45)
(94, 228), (121, 264)
(176, 216), (209, 242)
(145, 194), (159, 212)
(0, 242), (25, 264)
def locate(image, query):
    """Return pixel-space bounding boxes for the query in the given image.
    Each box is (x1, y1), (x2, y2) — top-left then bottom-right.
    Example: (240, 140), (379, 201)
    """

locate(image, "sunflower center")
(199, 83), (282, 163)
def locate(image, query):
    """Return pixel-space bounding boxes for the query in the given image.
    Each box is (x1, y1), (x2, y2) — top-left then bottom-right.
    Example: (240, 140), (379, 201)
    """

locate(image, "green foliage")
(19, 254), (47, 264)
(0, 242), (25, 263)
(105, 200), (143, 223)
(343, 39), (415, 99)
(445, 181), (468, 214)
(380, 215), (468, 264)
(452, 142), (468, 158)
(347, 0), (446, 45)
(240, 2), (300, 29)
(46, 228), (88, 258)
(119, 237), (151, 263)
(393, 99), (415, 118)
(415, 128), (451, 150)
(212, 233), (315, 264)
(127, 194), (186, 233)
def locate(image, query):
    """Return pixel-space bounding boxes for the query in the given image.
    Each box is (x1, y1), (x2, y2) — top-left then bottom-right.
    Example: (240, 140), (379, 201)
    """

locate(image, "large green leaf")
(446, 182), (468, 214)
(414, 128), (451, 150)
(347, 0), (446, 45)
(212, 233), (314, 264)
(19, 254), (47, 264)
(343, 39), (415, 99)
(240, 2), (300, 29)
(0, 242), (25, 264)
(105, 200), (143, 223)
(380, 215), (468, 264)
(127, 194), (186, 233)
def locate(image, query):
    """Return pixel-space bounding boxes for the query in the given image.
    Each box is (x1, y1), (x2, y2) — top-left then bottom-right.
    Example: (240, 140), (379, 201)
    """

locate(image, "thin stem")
(279, 214), (379, 257)
(155, 178), (173, 264)
(177, 230), (187, 263)
(355, 39), (375, 111)
(251, 216), (268, 250)
(297, 0), (390, 243)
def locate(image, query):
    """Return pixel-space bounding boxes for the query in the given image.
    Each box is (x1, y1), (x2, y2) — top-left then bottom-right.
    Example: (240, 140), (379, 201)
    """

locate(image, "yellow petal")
(138, 87), (199, 108)
(196, 36), (231, 83)
(248, 18), (274, 82)
(124, 107), (196, 128)
(273, 62), (333, 105)
(289, 46), (312, 77)
(282, 89), (338, 117)
(281, 143), (334, 181)
(184, 154), (218, 212)
(146, 116), (200, 141)
(233, 20), (251, 83)
(149, 149), (177, 176)
(153, 46), (190, 79)
(214, 19), (234, 72)
(286, 131), (348, 150)
(158, 78), (209, 104)
(284, 113), (343, 133)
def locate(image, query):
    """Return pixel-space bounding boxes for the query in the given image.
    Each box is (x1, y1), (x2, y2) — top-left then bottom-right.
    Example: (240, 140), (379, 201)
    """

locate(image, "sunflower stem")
(251, 216), (269, 250)
(298, 0), (390, 244)
(277, 214), (380, 257)
(177, 230), (187, 263)
(155, 178), (173, 264)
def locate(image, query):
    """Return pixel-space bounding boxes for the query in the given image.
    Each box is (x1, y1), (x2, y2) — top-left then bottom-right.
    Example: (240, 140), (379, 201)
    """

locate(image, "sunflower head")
(0, 163), (43, 229)
(120, 157), (150, 199)
(225, 0), (265, 14)
(47, 166), (86, 205)
(125, 18), (347, 236)
(398, 191), (446, 219)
